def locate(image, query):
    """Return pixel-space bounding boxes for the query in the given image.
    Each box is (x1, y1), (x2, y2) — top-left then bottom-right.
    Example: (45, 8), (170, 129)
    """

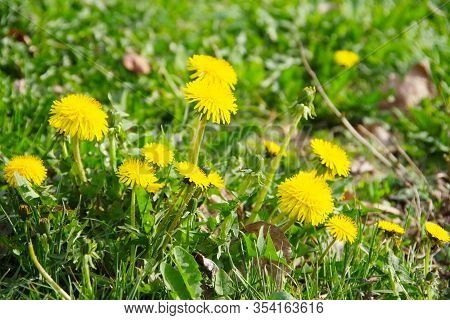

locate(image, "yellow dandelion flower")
(187, 54), (237, 89)
(425, 222), (450, 243)
(208, 171), (225, 189)
(326, 215), (358, 243)
(49, 94), (108, 141)
(377, 220), (405, 236)
(117, 159), (162, 192)
(183, 79), (237, 124)
(145, 181), (164, 193)
(263, 140), (282, 157)
(175, 161), (210, 190)
(277, 171), (334, 226)
(142, 143), (174, 167)
(311, 139), (350, 177)
(3, 155), (47, 187)
(334, 50), (360, 68)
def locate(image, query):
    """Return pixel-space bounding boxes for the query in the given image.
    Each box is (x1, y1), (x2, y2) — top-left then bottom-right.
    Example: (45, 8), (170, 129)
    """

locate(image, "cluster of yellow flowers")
(3, 56), (235, 193)
(275, 137), (449, 245)
(276, 138), (355, 242)
(116, 145), (226, 193)
(2, 53), (448, 251)
(184, 54), (238, 124)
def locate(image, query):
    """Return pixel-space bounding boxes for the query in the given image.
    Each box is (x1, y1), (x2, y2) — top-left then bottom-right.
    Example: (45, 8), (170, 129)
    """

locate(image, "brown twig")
(299, 43), (393, 168)
(299, 42), (430, 190)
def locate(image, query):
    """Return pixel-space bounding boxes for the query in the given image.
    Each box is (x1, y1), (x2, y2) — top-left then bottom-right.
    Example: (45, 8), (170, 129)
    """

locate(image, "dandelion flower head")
(277, 170), (334, 226)
(326, 215), (358, 243)
(142, 143), (174, 167)
(263, 140), (282, 157)
(208, 171), (225, 189)
(311, 138), (350, 177)
(175, 161), (210, 190)
(3, 155), (47, 187)
(187, 54), (237, 89)
(49, 94), (108, 141)
(117, 159), (163, 192)
(377, 220), (405, 236)
(183, 80), (237, 124)
(334, 50), (360, 68)
(425, 222), (450, 243)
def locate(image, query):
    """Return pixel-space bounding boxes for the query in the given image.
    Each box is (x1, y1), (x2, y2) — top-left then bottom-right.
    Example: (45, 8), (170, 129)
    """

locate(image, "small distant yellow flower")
(326, 215), (358, 244)
(263, 140), (282, 157)
(187, 54), (237, 89)
(334, 50), (360, 68)
(311, 139), (350, 177)
(377, 220), (405, 236)
(142, 143), (174, 167)
(277, 171), (334, 226)
(183, 79), (237, 124)
(208, 171), (225, 189)
(49, 94), (108, 141)
(117, 159), (163, 192)
(425, 222), (450, 243)
(175, 162), (210, 190)
(3, 155), (47, 187)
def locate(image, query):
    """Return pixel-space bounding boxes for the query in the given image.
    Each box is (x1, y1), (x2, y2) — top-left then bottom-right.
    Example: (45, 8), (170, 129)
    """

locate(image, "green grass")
(0, 0), (449, 300)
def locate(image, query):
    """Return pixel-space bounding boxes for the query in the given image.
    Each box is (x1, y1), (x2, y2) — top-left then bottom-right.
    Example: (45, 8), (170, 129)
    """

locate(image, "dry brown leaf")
(342, 190), (355, 201)
(351, 156), (375, 175)
(366, 124), (395, 150)
(13, 79), (26, 94)
(53, 85), (65, 94)
(245, 222), (292, 289)
(245, 221), (292, 259)
(362, 201), (403, 216)
(122, 51), (151, 75)
(220, 188), (235, 201)
(433, 172), (450, 219)
(198, 203), (216, 219)
(380, 60), (436, 109)
(318, 2), (336, 13)
(8, 28), (31, 45)
(193, 252), (219, 278)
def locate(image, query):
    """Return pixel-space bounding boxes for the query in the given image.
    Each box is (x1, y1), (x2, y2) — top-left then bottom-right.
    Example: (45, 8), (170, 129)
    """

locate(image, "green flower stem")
(189, 116), (207, 165)
(270, 213), (286, 226)
(129, 187), (137, 277)
(108, 131), (117, 171)
(388, 269), (400, 298)
(159, 186), (196, 254)
(153, 186), (187, 250)
(61, 140), (69, 158)
(28, 240), (71, 300)
(130, 187), (136, 228)
(71, 135), (87, 183)
(384, 238), (400, 299)
(248, 111), (304, 223)
(81, 254), (94, 299)
(281, 218), (295, 232)
(318, 238), (337, 263)
(424, 240), (432, 299)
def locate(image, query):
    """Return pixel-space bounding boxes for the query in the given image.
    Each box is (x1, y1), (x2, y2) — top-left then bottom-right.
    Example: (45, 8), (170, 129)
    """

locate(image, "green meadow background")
(0, 0), (449, 299)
